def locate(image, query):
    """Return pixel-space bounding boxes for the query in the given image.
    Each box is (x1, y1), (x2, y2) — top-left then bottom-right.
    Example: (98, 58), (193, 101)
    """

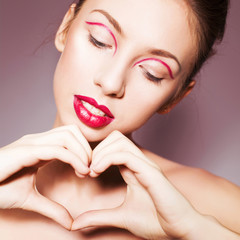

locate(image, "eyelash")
(140, 66), (163, 83)
(88, 35), (163, 83)
(88, 34), (112, 49)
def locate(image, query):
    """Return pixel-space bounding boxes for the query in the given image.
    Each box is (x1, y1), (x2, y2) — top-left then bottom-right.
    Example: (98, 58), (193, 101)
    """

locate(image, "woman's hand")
(72, 130), (240, 239)
(71, 130), (197, 239)
(0, 125), (91, 230)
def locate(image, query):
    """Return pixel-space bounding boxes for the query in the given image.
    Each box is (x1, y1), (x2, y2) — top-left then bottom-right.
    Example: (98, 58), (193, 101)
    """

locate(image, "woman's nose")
(94, 63), (126, 98)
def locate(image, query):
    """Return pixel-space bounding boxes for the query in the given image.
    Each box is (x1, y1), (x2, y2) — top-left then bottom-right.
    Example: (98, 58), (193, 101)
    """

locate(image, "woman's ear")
(158, 80), (196, 114)
(55, 4), (77, 52)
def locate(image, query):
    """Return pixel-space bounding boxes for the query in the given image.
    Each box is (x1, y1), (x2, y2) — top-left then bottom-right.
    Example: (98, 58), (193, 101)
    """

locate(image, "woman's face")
(53, 0), (196, 142)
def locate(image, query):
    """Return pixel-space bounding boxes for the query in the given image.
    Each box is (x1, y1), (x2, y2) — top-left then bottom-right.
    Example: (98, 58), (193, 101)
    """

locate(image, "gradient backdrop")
(0, 0), (240, 185)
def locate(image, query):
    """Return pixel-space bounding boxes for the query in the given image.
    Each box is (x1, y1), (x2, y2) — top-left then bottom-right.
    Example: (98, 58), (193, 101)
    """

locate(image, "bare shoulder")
(142, 148), (240, 233)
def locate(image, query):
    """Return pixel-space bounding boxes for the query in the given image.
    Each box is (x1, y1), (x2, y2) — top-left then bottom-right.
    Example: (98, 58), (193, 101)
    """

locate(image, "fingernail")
(75, 171), (86, 178)
(84, 167), (90, 174)
(89, 169), (98, 178)
(90, 162), (100, 171)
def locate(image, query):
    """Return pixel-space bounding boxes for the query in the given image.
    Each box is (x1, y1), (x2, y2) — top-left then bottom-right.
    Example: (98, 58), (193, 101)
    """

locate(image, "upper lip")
(75, 95), (114, 118)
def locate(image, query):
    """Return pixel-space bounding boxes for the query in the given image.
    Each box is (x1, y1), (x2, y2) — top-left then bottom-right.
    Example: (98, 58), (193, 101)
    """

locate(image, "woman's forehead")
(81, 0), (191, 29)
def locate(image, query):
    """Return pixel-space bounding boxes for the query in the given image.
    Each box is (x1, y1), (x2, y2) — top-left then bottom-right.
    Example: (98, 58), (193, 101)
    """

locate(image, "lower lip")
(73, 96), (114, 128)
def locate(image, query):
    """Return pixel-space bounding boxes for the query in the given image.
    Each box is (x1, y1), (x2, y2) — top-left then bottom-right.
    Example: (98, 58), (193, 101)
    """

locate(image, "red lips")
(73, 95), (114, 128)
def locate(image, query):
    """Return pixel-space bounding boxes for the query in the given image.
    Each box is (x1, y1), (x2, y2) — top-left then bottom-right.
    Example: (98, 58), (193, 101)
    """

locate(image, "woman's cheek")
(54, 40), (91, 90)
(129, 82), (178, 120)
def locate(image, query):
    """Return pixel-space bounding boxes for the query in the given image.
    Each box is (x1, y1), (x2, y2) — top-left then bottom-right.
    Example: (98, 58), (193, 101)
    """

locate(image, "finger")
(94, 152), (194, 224)
(72, 207), (124, 231)
(31, 145), (90, 176)
(91, 151), (146, 175)
(92, 130), (123, 158)
(22, 190), (73, 230)
(72, 207), (164, 239)
(0, 145), (89, 182)
(22, 125), (92, 165)
(51, 125), (92, 160)
(0, 146), (41, 182)
(92, 131), (155, 169)
(51, 130), (90, 166)
(92, 136), (136, 169)
(91, 138), (122, 170)
(91, 151), (161, 188)
(20, 145), (89, 175)
(93, 151), (195, 223)
(118, 166), (140, 186)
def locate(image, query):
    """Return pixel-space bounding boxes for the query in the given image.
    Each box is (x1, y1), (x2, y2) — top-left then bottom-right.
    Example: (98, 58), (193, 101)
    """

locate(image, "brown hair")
(161, 0), (230, 111)
(182, 0), (229, 89)
(66, 0), (229, 110)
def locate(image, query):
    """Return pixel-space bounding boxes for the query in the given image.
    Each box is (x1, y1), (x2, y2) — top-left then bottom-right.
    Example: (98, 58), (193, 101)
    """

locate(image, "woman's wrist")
(184, 213), (240, 240)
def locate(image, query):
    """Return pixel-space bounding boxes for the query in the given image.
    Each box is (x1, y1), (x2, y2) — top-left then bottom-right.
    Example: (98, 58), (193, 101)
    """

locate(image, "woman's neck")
(36, 160), (126, 218)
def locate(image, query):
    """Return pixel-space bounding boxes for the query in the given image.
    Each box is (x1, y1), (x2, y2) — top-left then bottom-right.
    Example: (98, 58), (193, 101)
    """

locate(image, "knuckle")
(56, 206), (69, 220)
(20, 190), (35, 210)
(67, 124), (80, 133)
(58, 130), (74, 144)
(20, 134), (32, 141)
(19, 132), (44, 145)
(110, 130), (123, 137)
(117, 137), (131, 150)
(18, 134), (35, 144)
(63, 129), (74, 139)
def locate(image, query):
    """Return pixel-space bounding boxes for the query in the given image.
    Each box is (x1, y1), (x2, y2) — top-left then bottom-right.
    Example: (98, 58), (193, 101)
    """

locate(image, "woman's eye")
(140, 66), (163, 83)
(88, 34), (112, 49)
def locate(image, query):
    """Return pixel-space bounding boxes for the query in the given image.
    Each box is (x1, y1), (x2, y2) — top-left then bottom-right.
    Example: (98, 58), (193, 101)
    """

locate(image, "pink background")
(0, 0), (240, 185)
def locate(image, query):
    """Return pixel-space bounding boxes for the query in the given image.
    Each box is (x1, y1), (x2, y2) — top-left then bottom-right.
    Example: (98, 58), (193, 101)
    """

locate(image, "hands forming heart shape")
(0, 125), (204, 239)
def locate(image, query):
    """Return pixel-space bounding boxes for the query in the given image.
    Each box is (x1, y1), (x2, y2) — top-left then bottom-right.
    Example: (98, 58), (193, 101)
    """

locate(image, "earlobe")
(55, 4), (77, 52)
(158, 80), (196, 114)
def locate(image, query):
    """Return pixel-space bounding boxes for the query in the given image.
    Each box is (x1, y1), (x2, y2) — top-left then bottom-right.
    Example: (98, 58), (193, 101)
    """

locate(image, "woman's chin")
(53, 116), (110, 141)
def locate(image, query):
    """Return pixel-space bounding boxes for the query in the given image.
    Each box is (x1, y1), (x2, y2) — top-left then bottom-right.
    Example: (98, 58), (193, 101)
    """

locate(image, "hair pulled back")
(183, 0), (229, 87)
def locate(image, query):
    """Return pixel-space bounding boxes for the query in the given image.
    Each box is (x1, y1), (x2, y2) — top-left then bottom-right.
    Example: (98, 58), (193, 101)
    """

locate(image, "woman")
(0, 0), (240, 239)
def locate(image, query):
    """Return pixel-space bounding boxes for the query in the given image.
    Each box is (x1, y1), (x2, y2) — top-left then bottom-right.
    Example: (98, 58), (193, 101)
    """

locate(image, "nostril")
(108, 91), (124, 99)
(94, 73), (126, 98)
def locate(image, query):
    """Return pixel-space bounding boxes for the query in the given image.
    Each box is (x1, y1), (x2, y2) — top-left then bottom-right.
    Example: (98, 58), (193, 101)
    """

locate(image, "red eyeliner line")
(85, 21), (117, 55)
(133, 58), (174, 79)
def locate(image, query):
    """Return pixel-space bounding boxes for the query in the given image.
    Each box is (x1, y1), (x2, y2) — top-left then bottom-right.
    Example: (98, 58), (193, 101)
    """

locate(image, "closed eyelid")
(133, 58), (174, 79)
(85, 21), (117, 55)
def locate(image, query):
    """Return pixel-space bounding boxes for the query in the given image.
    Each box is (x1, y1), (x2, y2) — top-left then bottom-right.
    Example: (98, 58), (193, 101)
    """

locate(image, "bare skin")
(0, 143), (239, 239)
(1, 0), (240, 239)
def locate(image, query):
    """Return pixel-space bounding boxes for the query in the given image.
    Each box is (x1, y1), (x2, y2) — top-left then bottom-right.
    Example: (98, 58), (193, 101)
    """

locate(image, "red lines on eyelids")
(133, 58), (174, 79)
(85, 21), (117, 55)
(85, 22), (174, 79)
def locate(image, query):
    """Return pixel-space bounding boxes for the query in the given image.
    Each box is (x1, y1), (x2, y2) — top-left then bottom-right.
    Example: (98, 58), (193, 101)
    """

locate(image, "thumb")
(22, 191), (73, 230)
(72, 207), (124, 231)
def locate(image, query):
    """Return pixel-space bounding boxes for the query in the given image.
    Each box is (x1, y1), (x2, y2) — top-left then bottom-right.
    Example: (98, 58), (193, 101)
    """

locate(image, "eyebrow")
(91, 9), (123, 35)
(90, 9), (181, 73)
(148, 49), (182, 72)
